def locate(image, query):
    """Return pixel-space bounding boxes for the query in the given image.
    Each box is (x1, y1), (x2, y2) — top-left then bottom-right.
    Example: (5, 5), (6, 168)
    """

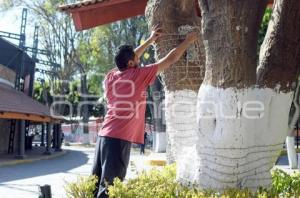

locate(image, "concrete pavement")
(0, 145), (165, 198)
(275, 153), (300, 174)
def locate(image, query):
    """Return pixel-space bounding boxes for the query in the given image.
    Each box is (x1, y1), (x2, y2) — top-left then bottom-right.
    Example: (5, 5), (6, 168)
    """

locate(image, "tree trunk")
(150, 78), (166, 152)
(151, 78), (165, 133)
(257, 0), (300, 89)
(176, 0), (300, 190)
(258, 0), (300, 170)
(146, 0), (205, 162)
(80, 74), (89, 138)
(286, 79), (300, 169)
(52, 81), (68, 117)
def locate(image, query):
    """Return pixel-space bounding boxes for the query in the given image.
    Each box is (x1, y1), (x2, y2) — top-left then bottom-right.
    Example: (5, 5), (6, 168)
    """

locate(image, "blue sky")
(0, 6), (34, 46)
(0, 6), (47, 79)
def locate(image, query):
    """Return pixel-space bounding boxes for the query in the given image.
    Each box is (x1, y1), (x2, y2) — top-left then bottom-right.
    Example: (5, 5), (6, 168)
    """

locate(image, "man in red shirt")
(92, 26), (198, 198)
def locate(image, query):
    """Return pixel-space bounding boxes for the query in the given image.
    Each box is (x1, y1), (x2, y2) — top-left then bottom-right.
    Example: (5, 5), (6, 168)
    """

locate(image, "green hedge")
(65, 175), (97, 198)
(65, 164), (300, 198)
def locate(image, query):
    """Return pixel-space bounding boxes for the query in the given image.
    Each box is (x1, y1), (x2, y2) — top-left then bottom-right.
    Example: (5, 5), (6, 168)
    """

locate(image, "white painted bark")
(153, 132), (167, 153)
(164, 89), (198, 162)
(145, 0), (205, 162)
(286, 137), (298, 169)
(286, 79), (300, 169)
(177, 85), (294, 190)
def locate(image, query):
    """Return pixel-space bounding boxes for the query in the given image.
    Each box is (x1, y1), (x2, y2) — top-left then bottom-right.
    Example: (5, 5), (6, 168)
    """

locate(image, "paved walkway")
(0, 145), (164, 198)
(0, 146), (90, 198)
(275, 153), (300, 173)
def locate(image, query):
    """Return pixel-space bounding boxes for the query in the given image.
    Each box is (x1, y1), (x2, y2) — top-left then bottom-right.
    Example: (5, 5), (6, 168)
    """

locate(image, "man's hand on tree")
(150, 24), (163, 43)
(185, 31), (199, 44)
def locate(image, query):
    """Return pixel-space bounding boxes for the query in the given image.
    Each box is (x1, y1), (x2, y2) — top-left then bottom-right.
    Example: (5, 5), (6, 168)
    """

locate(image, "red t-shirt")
(99, 64), (158, 144)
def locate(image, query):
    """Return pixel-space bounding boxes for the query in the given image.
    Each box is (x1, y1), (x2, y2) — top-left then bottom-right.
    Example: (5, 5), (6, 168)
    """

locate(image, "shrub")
(65, 175), (97, 198)
(65, 165), (300, 198)
(271, 169), (300, 197)
(108, 165), (300, 198)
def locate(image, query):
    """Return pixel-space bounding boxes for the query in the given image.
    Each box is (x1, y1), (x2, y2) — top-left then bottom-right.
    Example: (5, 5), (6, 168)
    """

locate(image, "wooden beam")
(71, 0), (147, 31)
(72, 12), (84, 31)
(0, 112), (51, 122)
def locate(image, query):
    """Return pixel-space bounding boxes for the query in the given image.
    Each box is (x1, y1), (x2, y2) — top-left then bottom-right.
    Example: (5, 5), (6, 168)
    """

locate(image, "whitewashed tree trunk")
(177, 0), (300, 190)
(257, 0), (300, 171)
(151, 78), (166, 152)
(165, 90), (199, 162)
(177, 86), (293, 189)
(286, 79), (300, 169)
(286, 136), (298, 169)
(146, 0), (205, 162)
(147, 0), (300, 190)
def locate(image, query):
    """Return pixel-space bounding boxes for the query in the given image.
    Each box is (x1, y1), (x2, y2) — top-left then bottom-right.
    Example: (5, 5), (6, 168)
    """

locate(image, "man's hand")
(149, 25), (163, 43)
(135, 25), (162, 58)
(185, 31), (199, 44)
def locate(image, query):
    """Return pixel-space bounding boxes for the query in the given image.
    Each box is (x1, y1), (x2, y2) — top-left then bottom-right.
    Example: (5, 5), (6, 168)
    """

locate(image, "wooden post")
(38, 185), (52, 198)
(44, 123), (52, 155)
(15, 120), (25, 159)
(52, 124), (58, 149)
(41, 123), (45, 147)
(56, 124), (63, 151)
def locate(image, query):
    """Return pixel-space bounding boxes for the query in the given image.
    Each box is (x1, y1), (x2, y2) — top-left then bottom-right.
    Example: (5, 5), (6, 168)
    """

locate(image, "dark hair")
(114, 45), (135, 71)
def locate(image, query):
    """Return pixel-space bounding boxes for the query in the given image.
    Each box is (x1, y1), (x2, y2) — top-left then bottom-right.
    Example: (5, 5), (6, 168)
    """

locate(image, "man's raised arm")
(134, 25), (162, 59)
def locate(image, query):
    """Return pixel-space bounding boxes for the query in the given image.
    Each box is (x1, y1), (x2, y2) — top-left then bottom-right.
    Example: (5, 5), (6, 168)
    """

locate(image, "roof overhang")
(60, 0), (274, 31)
(59, 0), (148, 31)
(0, 112), (51, 122)
(0, 83), (57, 123)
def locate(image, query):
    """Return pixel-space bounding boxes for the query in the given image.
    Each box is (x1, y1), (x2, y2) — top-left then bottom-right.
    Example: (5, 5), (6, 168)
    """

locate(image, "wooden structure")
(59, 0), (148, 31)
(0, 38), (62, 157)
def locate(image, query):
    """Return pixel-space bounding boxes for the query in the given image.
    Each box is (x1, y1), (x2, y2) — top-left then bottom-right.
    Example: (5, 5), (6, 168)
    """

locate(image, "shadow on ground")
(0, 149), (89, 183)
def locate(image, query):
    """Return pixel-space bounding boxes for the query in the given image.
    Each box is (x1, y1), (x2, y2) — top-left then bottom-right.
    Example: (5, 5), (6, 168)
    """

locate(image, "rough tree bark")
(176, 0), (300, 190)
(146, 0), (206, 162)
(257, 0), (300, 170)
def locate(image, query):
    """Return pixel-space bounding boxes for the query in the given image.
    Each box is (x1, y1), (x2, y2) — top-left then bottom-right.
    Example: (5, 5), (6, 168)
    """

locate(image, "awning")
(58, 0), (148, 31)
(0, 83), (52, 122)
(59, 0), (274, 31)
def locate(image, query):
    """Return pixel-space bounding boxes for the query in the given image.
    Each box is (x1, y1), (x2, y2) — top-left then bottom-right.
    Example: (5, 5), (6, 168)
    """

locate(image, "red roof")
(59, 0), (148, 31)
(59, 0), (274, 31)
(59, 0), (108, 11)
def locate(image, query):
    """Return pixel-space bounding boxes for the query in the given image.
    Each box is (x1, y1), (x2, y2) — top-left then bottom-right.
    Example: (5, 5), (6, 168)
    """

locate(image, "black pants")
(92, 136), (131, 198)
(140, 144), (145, 154)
